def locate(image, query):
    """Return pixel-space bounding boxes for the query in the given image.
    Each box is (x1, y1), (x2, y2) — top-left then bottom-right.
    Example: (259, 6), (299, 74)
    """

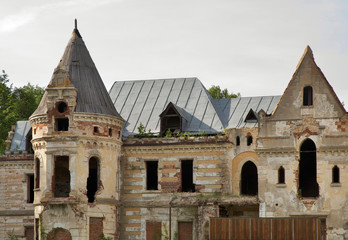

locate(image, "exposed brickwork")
(89, 218), (103, 240)
(47, 228), (72, 240)
(178, 222), (193, 240)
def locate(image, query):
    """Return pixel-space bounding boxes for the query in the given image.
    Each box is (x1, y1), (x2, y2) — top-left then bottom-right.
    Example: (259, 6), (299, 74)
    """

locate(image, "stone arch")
(47, 228), (72, 240)
(232, 152), (258, 195)
(299, 138), (319, 198)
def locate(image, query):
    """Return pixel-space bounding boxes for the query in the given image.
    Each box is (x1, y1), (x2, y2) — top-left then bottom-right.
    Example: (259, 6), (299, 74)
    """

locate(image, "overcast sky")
(1, 0), (348, 105)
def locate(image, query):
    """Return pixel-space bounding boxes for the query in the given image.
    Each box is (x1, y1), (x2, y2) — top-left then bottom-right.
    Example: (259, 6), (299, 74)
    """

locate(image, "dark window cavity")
(278, 166), (285, 184)
(303, 86), (313, 106)
(109, 128), (112, 137)
(27, 174), (34, 203)
(54, 156), (70, 198)
(299, 139), (319, 198)
(160, 103), (182, 137)
(332, 165), (340, 183)
(236, 136), (240, 146)
(93, 126), (98, 133)
(35, 158), (40, 188)
(181, 160), (195, 192)
(146, 161), (158, 190)
(247, 135), (253, 146)
(241, 161), (258, 195)
(57, 101), (68, 113)
(87, 157), (99, 203)
(56, 118), (69, 131)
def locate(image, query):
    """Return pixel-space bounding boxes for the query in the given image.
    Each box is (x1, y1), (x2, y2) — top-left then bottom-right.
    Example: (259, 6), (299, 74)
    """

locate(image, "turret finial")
(75, 19), (77, 30)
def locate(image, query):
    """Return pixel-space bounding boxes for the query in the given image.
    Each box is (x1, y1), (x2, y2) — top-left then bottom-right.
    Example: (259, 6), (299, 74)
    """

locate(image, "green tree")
(0, 70), (44, 154)
(208, 85), (240, 99)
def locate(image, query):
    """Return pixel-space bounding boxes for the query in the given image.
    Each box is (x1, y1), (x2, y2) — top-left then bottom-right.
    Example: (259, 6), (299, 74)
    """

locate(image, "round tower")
(29, 22), (124, 239)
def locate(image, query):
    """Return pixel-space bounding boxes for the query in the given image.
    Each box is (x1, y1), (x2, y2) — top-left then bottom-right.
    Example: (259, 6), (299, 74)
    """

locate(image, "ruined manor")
(1, 24), (347, 240)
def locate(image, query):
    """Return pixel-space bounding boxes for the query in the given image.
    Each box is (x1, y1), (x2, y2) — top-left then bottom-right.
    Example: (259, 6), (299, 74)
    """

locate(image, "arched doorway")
(47, 228), (72, 240)
(241, 161), (258, 195)
(299, 139), (319, 197)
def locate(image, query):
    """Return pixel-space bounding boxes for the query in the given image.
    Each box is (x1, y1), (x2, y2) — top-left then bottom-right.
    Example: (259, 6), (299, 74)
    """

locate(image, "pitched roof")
(32, 26), (121, 118)
(109, 78), (280, 136)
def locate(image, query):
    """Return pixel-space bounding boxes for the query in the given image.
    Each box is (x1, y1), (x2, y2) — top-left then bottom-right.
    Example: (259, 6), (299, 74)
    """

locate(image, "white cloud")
(0, 11), (37, 33)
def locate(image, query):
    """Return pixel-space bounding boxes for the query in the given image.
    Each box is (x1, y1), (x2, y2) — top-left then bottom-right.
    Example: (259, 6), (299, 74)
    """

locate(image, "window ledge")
(330, 183), (341, 187)
(276, 183), (286, 188)
(34, 188), (40, 192)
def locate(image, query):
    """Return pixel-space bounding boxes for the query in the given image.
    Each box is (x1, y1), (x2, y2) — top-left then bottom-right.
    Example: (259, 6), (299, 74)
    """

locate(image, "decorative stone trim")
(123, 142), (231, 155)
(29, 114), (48, 125)
(0, 162), (34, 168)
(256, 148), (296, 157)
(74, 112), (124, 127)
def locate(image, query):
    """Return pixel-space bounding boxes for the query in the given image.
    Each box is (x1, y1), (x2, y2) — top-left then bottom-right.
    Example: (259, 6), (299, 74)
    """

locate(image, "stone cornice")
(255, 148), (296, 157)
(73, 112), (124, 127)
(29, 114), (48, 125)
(122, 141), (231, 155)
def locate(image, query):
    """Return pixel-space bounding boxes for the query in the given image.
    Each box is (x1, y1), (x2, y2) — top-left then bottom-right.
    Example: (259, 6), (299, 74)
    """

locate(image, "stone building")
(1, 24), (348, 240)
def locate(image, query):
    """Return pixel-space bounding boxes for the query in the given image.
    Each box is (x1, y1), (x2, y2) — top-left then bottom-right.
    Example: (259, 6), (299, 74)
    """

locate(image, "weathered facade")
(1, 25), (348, 240)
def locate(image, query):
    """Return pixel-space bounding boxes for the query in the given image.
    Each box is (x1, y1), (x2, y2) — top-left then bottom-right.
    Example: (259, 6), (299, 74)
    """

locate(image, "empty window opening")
(247, 135), (253, 146)
(57, 101), (68, 113)
(332, 165), (340, 183)
(241, 161), (258, 195)
(181, 160), (195, 192)
(54, 156), (70, 198)
(56, 118), (69, 131)
(236, 136), (240, 146)
(35, 158), (40, 188)
(303, 86), (313, 106)
(93, 126), (98, 133)
(160, 103), (182, 137)
(299, 139), (319, 198)
(27, 174), (34, 203)
(108, 128), (112, 137)
(146, 161), (158, 190)
(87, 157), (99, 203)
(24, 226), (34, 240)
(278, 166), (285, 184)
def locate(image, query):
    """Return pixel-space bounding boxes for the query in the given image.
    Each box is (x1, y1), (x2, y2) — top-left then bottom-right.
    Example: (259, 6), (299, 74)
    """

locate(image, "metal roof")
(32, 27), (121, 118)
(109, 78), (281, 136)
(10, 121), (31, 151)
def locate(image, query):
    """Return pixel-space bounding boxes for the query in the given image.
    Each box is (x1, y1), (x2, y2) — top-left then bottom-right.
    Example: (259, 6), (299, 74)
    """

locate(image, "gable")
(272, 46), (346, 120)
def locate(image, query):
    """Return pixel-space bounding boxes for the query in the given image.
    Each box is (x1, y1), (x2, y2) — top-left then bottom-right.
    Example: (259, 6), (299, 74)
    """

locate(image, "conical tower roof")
(32, 22), (121, 118)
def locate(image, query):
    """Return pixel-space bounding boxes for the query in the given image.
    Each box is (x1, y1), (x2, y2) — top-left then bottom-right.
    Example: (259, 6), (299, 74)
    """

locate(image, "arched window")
(278, 166), (285, 184)
(241, 161), (258, 195)
(247, 136), (253, 146)
(299, 139), (319, 197)
(236, 136), (240, 146)
(303, 86), (313, 106)
(332, 165), (340, 183)
(35, 158), (40, 188)
(87, 157), (100, 203)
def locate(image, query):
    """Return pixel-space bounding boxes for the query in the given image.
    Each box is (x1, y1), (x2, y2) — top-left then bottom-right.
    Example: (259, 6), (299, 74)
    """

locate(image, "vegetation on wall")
(0, 70), (44, 154)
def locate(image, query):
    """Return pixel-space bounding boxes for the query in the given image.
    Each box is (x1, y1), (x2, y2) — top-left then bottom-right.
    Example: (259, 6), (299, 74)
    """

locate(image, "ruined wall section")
(119, 136), (232, 240)
(0, 154), (34, 240)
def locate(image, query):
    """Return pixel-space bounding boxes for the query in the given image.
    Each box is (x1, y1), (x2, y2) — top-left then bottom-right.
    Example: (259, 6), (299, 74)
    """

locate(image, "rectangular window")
(146, 161), (158, 190)
(89, 217), (103, 240)
(181, 160), (195, 192)
(54, 156), (70, 197)
(178, 222), (193, 240)
(27, 174), (34, 203)
(24, 226), (34, 240)
(55, 118), (69, 131)
(146, 221), (161, 240)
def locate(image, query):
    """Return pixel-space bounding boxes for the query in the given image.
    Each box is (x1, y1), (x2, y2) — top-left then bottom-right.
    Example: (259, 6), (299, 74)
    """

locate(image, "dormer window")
(303, 86), (313, 106)
(245, 109), (258, 123)
(160, 102), (183, 137)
